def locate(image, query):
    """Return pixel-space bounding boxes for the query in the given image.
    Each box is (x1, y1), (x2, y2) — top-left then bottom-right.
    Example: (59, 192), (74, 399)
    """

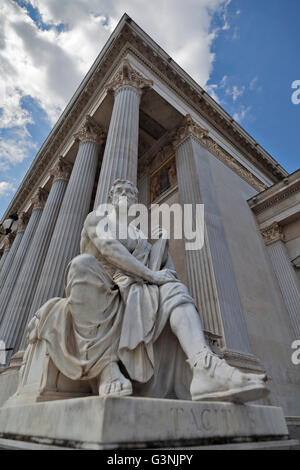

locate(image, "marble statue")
(25, 179), (269, 403)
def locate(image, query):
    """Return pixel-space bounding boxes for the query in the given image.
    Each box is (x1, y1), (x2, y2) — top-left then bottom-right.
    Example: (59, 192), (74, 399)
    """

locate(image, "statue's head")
(108, 179), (138, 210)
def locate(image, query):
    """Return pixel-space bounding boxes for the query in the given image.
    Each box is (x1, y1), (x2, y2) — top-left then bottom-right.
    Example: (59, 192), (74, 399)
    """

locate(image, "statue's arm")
(84, 213), (156, 283)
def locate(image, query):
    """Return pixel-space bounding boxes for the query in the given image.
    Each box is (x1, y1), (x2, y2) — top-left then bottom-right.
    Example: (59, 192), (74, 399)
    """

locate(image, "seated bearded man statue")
(27, 179), (268, 403)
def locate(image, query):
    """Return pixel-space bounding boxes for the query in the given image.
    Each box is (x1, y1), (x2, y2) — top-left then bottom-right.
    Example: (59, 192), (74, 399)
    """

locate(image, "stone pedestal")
(0, 396), (290, 449)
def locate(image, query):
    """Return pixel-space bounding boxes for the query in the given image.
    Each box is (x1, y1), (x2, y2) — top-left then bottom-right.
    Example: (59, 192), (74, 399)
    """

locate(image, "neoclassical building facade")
(0, 15), (299, 438)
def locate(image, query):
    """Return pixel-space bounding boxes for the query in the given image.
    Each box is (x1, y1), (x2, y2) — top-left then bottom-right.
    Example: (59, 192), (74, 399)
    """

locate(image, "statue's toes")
(99, 383), (111, 396)
(99, 379), (133, 397)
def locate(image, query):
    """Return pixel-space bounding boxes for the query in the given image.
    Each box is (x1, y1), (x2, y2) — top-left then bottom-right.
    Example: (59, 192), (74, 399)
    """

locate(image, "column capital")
(50, 157), (72, 182)
(170, 114), (209, 150)
(30, 187), (48, 210)
(260, 222), (284, 246)
(17, 212), (29, 233)
(74, 115), (106, 145)
(106, 59), (153, 96)
(3, 232), (16, 252)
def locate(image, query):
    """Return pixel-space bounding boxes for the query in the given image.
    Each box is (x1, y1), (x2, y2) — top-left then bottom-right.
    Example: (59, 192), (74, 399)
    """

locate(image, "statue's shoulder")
(84, 210), (98, 227)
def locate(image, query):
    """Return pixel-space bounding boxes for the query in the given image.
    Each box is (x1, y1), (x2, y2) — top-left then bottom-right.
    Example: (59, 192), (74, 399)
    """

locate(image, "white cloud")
(0, 127), (37, 170)
(0, 181), (16, 196)
(226, 84), (245, 102)
(0, 0), (231, 171)
(249, 76), (262, 92)
(233, 105), (251, 123)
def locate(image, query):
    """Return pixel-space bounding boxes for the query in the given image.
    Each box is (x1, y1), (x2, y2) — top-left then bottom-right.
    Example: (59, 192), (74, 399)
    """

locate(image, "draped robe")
(34, 226), (194, 399)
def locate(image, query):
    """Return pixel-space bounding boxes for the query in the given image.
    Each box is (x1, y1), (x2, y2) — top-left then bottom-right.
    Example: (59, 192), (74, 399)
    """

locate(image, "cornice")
(260, 222), (284, 246)
(1, 20), (285, 222)
(249, 179), (300, 215)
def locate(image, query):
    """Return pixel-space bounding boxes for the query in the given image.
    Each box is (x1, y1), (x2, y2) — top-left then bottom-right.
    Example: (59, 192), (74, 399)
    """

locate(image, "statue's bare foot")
(98, 362), (132, 398)
(188, 346), (269, 403)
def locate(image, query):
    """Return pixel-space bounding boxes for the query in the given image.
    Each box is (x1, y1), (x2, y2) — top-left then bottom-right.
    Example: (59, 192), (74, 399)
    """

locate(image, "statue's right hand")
(150, 269), (178, 285)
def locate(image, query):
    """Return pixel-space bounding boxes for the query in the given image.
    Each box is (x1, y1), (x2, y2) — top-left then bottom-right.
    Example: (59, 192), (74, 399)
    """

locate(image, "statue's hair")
(108, 179), (138, 203)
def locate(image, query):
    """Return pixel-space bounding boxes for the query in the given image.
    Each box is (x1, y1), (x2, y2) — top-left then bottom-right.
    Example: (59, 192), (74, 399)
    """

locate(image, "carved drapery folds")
(17, 212), (29, 233)
(30, 187), (49, 210)
(50, 157), (72, 182)
(74, 115), (106, 145)
(106, 58), (153, 96)
(170, 115), (266, 192)
(260, 222), (284, 246)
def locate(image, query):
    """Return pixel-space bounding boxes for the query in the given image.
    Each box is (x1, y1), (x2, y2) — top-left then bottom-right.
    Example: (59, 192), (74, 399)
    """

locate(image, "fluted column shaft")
(267, 240), (300, 338)
(0, 232), (22, 292)
(94, 59), (152, 206)
(28, 139), (102, 319)
(0, 173), (69, 354)
(175, 137), (223, 341)
(0, 206), (44, 346)
(0, 251), (8, 273)
(173, 121), (252, 355)
(94, 87), (140, 206)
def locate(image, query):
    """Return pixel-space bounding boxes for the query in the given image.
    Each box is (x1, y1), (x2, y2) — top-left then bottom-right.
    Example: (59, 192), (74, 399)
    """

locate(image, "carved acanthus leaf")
(3, 232), (16, 251)
(50, 157), (72, 182)
(170, 114), (209, 149)
(260, 222), (284, 246)
(106, 59), (153, 96)
(74, 115), (106, 145)
(30, 187), (49, 210)
(17, 212), (29, 233)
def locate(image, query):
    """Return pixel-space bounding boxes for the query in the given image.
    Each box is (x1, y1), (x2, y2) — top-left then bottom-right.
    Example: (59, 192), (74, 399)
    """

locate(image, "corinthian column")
(0, 231), (19, 291)
(0, 248), (9, 273)
(28, 117), (105, 320)
(94, 59), (153, 206)
(171, 115), (255, 363)
(261, 223), (300, 339)
(0, 188), (47, 346)
(0, 159), (72, 355)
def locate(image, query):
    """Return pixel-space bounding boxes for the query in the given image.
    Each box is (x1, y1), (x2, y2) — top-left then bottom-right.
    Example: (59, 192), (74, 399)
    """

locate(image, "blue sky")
(0, 0), (299, 218)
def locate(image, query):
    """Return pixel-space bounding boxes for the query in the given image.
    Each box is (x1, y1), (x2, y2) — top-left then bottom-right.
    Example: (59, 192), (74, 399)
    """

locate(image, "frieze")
(249, 180), (300, 214)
